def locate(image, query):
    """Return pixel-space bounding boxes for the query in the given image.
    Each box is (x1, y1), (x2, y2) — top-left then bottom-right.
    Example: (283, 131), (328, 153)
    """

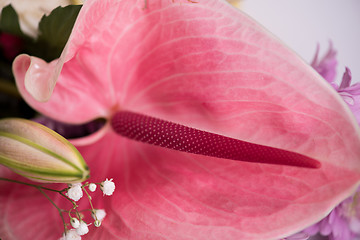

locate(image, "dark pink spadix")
(11, 0), (360, 239)
(111, 111), (320, 168)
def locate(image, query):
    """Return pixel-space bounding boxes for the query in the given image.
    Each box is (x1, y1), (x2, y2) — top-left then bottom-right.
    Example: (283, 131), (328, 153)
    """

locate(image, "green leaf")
(0, 5), (24, 36)
(0, 4), (81, 61)
(31, 5), (82, 61)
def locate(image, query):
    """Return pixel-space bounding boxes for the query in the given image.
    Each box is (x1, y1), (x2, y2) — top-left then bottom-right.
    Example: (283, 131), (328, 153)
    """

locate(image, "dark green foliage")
(0, 5), (24, 36)
(0, 4), (82, 118)
(33, 5), (82, 61)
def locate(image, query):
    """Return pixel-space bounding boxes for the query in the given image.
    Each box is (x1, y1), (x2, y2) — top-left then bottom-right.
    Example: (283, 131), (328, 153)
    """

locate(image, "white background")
(241, 0), (360, 83)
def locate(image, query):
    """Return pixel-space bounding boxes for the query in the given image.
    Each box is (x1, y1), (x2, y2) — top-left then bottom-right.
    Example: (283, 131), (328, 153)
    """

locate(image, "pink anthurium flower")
(2, 0), (360, 239)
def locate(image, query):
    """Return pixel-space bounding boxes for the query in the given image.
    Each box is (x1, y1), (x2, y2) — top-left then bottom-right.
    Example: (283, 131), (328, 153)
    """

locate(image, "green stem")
(37, 187), (67, 233)
(0, 177), (68, 233)
(0, 177), (63, 192)
(82, 186), (97, 220)
(59, 191), (78, 208)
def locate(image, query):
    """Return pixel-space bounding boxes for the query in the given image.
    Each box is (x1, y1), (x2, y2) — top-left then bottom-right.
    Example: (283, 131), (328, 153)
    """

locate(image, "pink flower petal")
(3, 131), (360, 239)
(8, 0), (360, 239)
(78, 133), (360, 239)
(13, 54), (60, 102)
(13, 51), (111, 124)
(0, 173), (67, 239)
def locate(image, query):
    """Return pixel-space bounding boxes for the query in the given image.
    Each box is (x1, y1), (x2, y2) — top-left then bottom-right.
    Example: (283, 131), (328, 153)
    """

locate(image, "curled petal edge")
(13, 53), (66, 103)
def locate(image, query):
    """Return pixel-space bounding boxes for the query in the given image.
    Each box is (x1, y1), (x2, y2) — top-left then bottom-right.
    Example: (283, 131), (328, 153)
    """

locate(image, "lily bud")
(0, 118), (89, 183)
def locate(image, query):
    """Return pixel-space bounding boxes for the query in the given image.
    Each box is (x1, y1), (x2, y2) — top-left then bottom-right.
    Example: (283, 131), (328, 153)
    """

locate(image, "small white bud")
(94, 219), (101, 227)
(70, 217), (80, 229)
(65, 229), (81, 240)
(88, 183), (97, 192)
(100, 178), (115, 196)
(92, 209), (106, 221)
(66, 183), (83, 201)
(76, 221), (89, 236)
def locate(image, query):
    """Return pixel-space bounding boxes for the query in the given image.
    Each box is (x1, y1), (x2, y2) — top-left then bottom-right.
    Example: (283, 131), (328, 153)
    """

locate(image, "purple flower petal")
(349, 217), (360, 234)
(319, 218), (332, 236)
(284, 232), (310, 240)
(310, 42), (337, 85)
(339, 67), (352, 89)
(303, 223), (320, 236)
(337, 67), (360, 124)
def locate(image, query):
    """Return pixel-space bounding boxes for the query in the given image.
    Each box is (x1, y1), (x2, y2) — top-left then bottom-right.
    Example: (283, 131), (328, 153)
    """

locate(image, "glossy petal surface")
(3, 131), (360, 239)
(7, 0), (360, 239)
(81, 133), (360, 239)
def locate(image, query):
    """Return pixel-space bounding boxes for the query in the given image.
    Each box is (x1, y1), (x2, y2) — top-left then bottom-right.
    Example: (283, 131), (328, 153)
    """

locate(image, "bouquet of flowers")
(0, 1), (359, 239)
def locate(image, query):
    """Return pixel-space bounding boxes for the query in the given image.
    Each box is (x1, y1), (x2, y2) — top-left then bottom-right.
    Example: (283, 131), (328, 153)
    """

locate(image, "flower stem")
(37, 187), (67, 233)
(59, 191), (78, 208)
(0, 177), (63, 192)
(82, 186), (97, 220)
(0, 177), (67, 232)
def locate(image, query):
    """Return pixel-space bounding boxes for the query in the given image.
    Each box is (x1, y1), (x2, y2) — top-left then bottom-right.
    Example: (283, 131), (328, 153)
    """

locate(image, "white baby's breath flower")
(92, 209), (106, 221)
(100, 178), (115, 196)
(66, 183), (83, 201)
(76, 221), (89, 236)
(88, 183), (97, 192)
(70, 217), (80, 229)
(65, 229), (81, 240)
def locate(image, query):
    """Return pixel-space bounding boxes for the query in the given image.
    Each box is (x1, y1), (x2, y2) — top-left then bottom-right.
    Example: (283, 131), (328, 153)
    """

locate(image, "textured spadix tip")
(111, 111), (321, 169)
(0, 118), (89, 183)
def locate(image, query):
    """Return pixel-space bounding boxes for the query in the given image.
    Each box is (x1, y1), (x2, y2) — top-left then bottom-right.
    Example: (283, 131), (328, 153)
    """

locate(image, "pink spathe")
(3, 0), (360, 239)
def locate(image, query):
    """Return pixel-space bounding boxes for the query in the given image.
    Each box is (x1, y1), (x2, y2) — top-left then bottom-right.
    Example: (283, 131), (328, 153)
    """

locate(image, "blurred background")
(240, 0), (360, 83)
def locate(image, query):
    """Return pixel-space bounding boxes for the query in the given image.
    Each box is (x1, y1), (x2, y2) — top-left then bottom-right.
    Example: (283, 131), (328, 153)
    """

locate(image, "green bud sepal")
(0, 118), (89, 183)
